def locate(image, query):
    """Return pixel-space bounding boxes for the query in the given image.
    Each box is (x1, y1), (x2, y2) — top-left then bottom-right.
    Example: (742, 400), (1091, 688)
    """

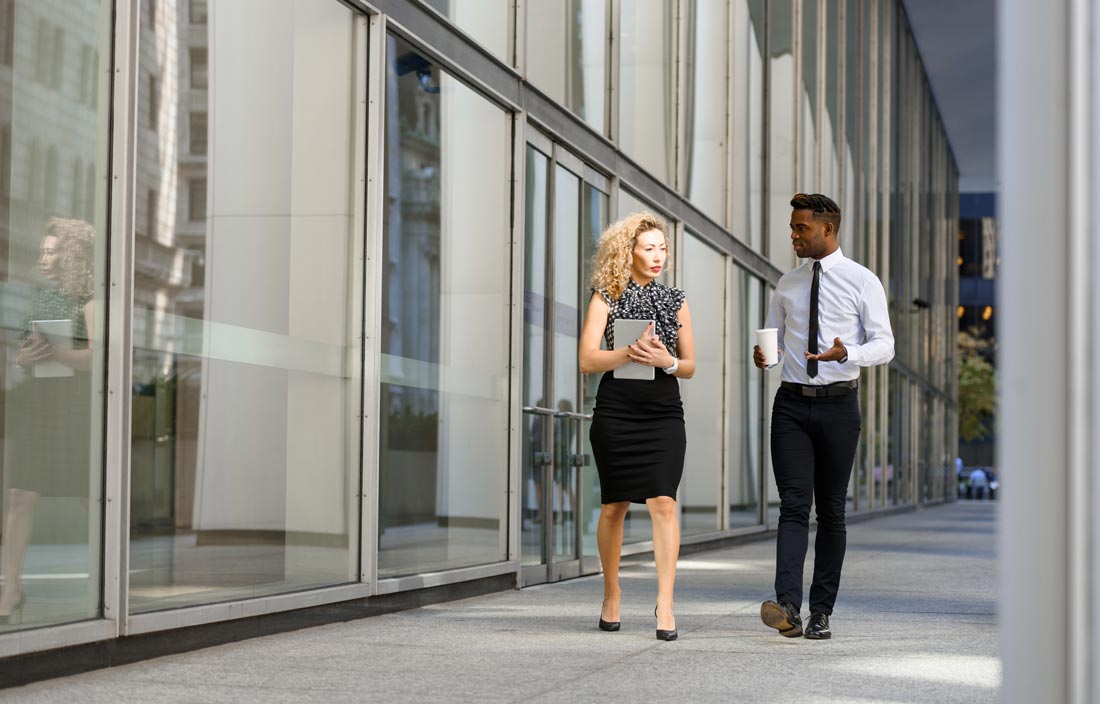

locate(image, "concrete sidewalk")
(1, 501), (998, 703)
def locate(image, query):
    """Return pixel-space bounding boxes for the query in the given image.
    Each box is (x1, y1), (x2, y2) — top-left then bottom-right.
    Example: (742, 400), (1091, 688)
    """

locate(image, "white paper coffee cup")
(755, 328), (778, 366)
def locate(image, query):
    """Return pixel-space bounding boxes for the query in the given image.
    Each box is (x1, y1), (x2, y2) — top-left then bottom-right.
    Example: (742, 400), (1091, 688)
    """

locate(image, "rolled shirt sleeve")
(844, 276), (895, 367)
(766, 288), (786, 366)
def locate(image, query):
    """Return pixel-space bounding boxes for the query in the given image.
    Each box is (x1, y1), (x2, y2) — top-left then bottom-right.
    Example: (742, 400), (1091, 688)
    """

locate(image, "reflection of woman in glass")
(1, 218), (96, 623)
(579, 212), (695, 641)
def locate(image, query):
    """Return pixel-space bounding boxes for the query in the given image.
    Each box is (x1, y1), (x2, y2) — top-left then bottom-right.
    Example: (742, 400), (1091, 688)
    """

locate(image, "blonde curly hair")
(589, 211), (669, 300)
(45, 217), (96, 301)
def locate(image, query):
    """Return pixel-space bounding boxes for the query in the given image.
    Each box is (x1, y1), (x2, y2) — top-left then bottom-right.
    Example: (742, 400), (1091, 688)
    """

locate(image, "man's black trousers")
(770, 386), (861, 615)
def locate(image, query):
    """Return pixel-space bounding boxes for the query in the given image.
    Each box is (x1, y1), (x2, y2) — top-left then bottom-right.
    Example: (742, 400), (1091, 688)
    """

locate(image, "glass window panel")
(189, 47), (206, 89)
(800, 0), (818, 192)
(189, 112), (207, 155)
(844, 0), (859, 264)
(683, 0), (727, 224)
(619, 0), (675, 183)
(579, 181), (608, 560)
(128, 0), (361, 612)
(823, 0), (840, 199)
(0, 0), (110, 633)
(680, 233), (724, 535)
(730, 269), (761, 527)
(378, 36), (511, 577)
(862, 0), (877, 279)
(551, 164), (581, 562)
(422, 0), (511, 63)
(520, 145), (548, 566)
(768, 0), (796, 270)
(732, 0), (765, 251)
(190, 0), (207, 25)
(525, 0), (607, 135)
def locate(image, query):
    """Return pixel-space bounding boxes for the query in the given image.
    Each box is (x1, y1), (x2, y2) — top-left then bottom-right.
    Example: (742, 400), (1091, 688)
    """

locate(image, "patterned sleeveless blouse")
(22, 288), (90, 347)
(594, 280), (686, 355)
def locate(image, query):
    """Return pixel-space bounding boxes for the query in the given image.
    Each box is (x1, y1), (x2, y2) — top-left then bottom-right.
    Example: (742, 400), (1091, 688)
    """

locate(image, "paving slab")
(0, 501), (999, 704)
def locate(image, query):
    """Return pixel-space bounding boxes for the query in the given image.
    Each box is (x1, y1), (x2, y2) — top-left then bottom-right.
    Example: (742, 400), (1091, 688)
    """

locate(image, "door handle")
(534, 451), (552, 467)
(571, 453), (591, 468)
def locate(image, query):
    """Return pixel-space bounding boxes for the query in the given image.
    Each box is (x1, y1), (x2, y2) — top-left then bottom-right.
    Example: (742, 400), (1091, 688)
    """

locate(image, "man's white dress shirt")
(766, 248), (895, 385)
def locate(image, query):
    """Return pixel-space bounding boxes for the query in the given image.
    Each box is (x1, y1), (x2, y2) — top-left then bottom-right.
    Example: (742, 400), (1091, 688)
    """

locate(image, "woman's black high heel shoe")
(655, 605), (677, 641)
(598, 617), (621, 632)
(0, 593), (26, 626)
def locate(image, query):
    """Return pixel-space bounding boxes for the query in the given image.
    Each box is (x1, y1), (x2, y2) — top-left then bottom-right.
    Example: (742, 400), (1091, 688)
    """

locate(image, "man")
(753, 193), (895, 640)
(969, 466), (988, 500)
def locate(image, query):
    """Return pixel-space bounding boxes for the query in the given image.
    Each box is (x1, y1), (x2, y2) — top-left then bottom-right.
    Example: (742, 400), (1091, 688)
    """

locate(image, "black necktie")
(807, 261), (821, 378)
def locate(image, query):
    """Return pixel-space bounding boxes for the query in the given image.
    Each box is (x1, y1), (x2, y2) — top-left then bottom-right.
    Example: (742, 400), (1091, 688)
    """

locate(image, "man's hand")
(805, 337), (847, 363)
(753, 345), (768, 369)
(627, 323), (674, 368)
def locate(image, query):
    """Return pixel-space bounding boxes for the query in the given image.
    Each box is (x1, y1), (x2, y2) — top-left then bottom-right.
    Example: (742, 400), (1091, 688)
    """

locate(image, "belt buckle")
(801, 385), (817, 398)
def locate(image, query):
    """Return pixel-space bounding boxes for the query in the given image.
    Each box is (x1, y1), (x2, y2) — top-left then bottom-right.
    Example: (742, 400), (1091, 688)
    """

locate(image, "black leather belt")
(780, 380), (858, 398)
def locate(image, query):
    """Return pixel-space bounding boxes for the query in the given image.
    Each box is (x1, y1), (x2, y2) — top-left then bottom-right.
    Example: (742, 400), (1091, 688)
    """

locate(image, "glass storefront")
(525, 0), (607, 135)
(618, 0), (676, 184)
(679, 233), (726, 535)
(378, 35), (512, 578)
(0, 0), (960, 654)
(684, 0), (728, 225)
(128, 0), (361, 612)
(0, 0), (110, 633)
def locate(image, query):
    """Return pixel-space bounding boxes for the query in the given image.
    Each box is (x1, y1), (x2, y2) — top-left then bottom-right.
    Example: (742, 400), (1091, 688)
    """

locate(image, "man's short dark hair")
(791, 193), (841, 231)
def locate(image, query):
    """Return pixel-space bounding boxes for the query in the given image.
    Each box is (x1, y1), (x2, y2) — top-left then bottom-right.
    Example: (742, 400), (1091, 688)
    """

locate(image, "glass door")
(520, 139), (606, 585)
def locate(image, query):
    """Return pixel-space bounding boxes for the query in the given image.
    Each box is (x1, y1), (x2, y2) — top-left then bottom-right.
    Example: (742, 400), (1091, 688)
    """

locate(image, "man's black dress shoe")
(760, 600), (803, 638)
(598, 618), (621, 632)
(803, 612), (831, 640)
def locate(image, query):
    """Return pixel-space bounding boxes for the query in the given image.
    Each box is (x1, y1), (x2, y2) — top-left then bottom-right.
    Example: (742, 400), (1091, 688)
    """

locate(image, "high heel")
(598, 618), (621, 632)
(0, 593), (26, 626)
(655, 605), (677, 641)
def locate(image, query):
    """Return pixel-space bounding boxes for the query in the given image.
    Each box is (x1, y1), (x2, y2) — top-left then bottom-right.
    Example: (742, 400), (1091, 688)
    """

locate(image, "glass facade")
(378, 36), (512, 578)
(128, 0), (361, 614)
(0, 0), (109, 633)
(0, 0), (959, 654)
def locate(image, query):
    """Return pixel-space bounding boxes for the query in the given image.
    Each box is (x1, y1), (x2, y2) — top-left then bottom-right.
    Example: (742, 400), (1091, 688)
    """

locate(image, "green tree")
(957, 344), (996, 442)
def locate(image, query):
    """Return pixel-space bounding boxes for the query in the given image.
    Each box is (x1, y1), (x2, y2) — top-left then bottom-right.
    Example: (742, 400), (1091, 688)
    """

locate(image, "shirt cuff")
(844, 345), (861, 366)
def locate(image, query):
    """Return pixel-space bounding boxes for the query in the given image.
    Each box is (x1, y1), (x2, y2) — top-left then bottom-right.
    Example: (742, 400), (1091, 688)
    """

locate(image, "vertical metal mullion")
(874, 0), (890, 511)
(106, 0), (139, 635)
(542, 149), (558, 574)
(511, 0), (522, 73)
(816, 0), (825, 191)
(608, 0), (621, 143)
(720, 253), (732, 532)
(361, 11), (387, 590)
(508, 119), (528, 574)
(675, 0), (687, 195)
(758, 282), (770, 526)
(760, 0), (772, 260)
(347, 11), (370, 588)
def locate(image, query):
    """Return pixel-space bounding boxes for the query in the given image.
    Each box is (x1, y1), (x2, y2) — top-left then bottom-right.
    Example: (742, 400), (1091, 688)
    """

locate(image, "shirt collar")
(814, 248), (845, 274)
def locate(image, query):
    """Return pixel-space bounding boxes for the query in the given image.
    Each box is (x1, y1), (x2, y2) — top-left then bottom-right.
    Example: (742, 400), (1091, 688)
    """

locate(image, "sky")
(901, 0), (997, 193)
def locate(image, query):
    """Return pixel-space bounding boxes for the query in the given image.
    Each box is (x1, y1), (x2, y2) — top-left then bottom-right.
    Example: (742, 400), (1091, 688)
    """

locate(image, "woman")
(578, 212), (695, 641)
(0, 218), (96, 624)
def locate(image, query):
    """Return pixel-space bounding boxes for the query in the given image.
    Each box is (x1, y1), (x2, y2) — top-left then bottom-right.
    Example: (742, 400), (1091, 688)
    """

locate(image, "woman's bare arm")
(578, 292), (631, 374)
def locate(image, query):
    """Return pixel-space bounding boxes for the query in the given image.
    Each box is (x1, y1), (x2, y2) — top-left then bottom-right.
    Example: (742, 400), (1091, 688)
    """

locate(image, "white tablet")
(30, 319), (75, 378)
(612, 318), (655, 380)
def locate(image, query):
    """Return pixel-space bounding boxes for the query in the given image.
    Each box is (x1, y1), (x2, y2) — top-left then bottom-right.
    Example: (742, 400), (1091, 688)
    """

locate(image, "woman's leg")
(647, 495), (679, 631)
(597, 501), (630, 621)
(0, 488), (39, 615)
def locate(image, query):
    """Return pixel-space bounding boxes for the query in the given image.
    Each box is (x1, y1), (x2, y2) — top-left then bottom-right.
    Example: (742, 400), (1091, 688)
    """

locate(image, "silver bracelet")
(663, 357), (679, 375)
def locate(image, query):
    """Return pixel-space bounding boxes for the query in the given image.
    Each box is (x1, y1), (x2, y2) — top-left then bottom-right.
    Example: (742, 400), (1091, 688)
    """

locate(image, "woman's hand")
(16, 332), (53, 368)
(626, 323), (675, 368)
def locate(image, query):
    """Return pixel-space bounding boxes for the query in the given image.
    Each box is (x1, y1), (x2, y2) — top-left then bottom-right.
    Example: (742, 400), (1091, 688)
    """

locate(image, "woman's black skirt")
(589, 370), (685, 504)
